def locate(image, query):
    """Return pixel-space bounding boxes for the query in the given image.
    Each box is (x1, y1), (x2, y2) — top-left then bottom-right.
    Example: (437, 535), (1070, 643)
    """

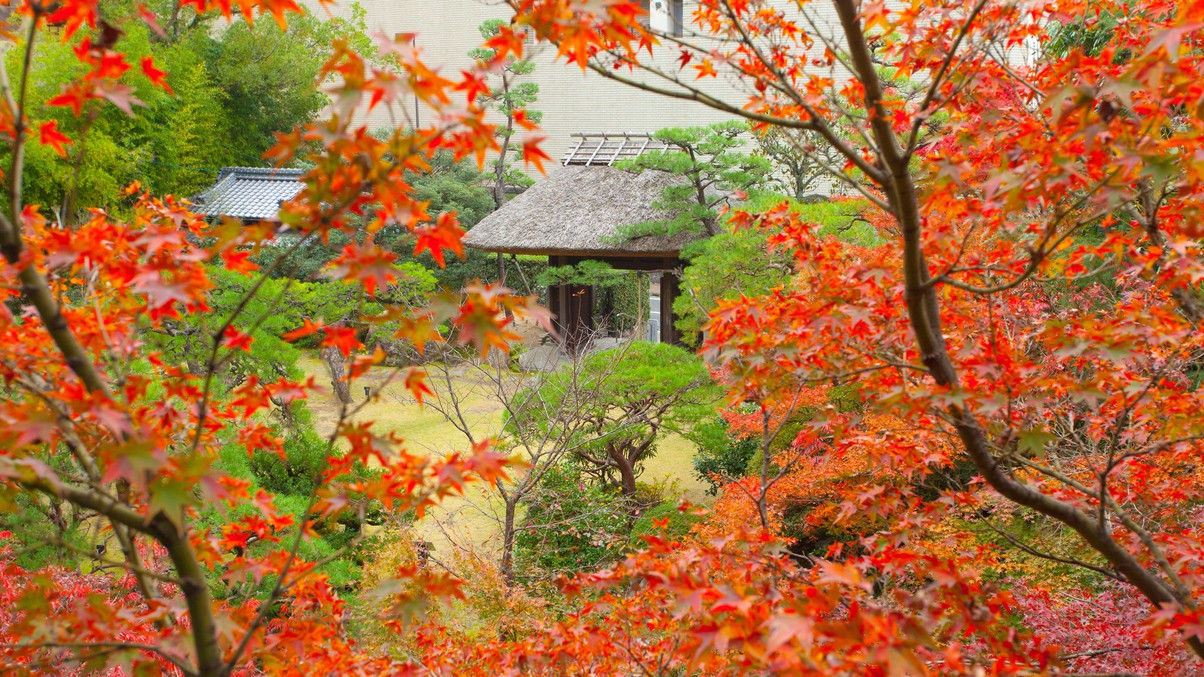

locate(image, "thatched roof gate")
(464, 139), (704, 348)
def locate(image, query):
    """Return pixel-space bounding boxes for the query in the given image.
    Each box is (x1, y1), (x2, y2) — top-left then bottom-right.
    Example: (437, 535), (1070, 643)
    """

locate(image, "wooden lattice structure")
(561, 132), (671, 167)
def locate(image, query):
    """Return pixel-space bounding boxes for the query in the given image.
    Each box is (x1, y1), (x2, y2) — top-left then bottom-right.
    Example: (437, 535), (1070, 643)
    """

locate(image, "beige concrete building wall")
(315, 0), (767, 163)
(306, 1), (893, 167)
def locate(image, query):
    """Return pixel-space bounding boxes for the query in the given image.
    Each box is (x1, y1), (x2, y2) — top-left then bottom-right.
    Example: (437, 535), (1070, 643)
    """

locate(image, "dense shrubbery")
(630, 502), (702, 543)
(249, 427), (330, 497)
(691, 416), (759, 495)
(514, 464), (630, 577)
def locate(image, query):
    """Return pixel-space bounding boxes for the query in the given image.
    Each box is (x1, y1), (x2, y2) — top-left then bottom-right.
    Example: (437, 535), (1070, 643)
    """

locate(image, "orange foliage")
(3, 0), (1204, 673)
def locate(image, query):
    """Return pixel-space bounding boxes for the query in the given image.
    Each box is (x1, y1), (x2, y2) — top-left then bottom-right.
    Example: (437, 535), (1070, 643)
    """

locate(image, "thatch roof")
(464, 165), (701, 257)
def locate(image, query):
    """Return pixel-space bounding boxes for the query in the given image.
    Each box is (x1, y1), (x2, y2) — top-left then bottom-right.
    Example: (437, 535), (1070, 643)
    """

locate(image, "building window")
(639, 0), (686, 37)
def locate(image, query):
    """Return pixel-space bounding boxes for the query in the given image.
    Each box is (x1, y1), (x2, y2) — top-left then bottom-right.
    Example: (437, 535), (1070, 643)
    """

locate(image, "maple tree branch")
(751, 385), (809, 531)
(0, 179), (113, 398)
(9, 533), (181, 585)
(985, 43), (1046, 99)
(1012, 453), (1195, 605)
(1113, 435), (1204, 463)
(19, 477), (221, 675)
(1064, 647), (1153, 661)
(222, 366), (409, 674)
(583, 60), (801, 127)
(1096, 366), (1166, 536)
(978, 517), (1123, 582)
(190, 231), (315, 454)
(580, 57), (886, 184)
(4, 367), (105, 483)
(905, 0), (989, 155)
(425, 355), (480, 446)
(3, 12), (39, 225)
(932, 171), (1122, 295)
(1, 380), (161, 607)
(773, 132), (892, 211)
(1, 641), (197, 677)
(209, 276), (299, 379)
(221, 432), (333, 677)
(12, 266), (113, 395)
(1132, 182), (1204, 325)
(715, 0), (887, 183)
(0, 28), (115, 395)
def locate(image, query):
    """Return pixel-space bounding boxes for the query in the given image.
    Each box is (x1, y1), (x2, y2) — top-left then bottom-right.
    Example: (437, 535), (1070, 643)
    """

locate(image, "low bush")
(514, 464), (630, 577)
(250, 428), (330, 497)
(691, 417), (760, 494)
(630, 502), (702, 543)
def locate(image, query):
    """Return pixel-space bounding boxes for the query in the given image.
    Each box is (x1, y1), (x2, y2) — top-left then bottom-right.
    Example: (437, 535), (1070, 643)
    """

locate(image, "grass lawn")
(297, 353), (711, 554)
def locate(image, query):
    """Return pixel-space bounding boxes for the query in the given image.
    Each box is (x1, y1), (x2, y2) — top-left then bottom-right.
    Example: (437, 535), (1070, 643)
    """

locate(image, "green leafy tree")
(265, 151), (503, 288)
(469, 19), (542, 285)
(205, 6), (374, 167)
(516, 343), (718, 499)
(8, 4), (372, 215)
(690, 416), (759, 495)
(514, 464), (629, 577)
(469, 19), (542, 210)
(152, 265), (433, 385)
(399, 151), (500, 289)
(752, 126), (843, 201)
(616, 121), (772, 242)
(1047, 11), (1121, 58)
(536, 259), (628, 289)
(675, 195), (876, 344)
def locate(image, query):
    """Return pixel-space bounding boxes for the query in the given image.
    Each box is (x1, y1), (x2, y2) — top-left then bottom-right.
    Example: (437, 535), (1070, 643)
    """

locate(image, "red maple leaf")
(321, 325), (360, 357)
(281, 318), (324, 342)
(413, 212), (464, 268)
(37, 121), (72, 157)
(404, 367), (433, 405)
(47, 84), (94, 116)
(221, 327), (254, 352)
(140, 56), (173, 94)
(222, 249), (258, 274)
(521, 135), (552, 173)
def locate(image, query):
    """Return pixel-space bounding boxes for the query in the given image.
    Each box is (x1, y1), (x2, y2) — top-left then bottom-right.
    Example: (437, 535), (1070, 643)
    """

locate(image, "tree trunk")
(269, 396), (298, 430)
(320, 345), (353, 405)
(492, 104), (511, 211)
(756, 407), (773, 532)
(501, 499), (518, 583)
(616, 457), (637, 500)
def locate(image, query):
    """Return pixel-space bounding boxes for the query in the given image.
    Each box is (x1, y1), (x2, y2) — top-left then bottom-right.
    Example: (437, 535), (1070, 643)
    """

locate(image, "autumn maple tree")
(494, 0), (1204, 670)
(0, 0), (548, 673)
(5, 0), (1204, 674)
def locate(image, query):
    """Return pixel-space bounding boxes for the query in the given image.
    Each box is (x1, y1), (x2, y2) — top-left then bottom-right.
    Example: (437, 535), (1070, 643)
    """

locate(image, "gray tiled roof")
(192, 167), (305, 221)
